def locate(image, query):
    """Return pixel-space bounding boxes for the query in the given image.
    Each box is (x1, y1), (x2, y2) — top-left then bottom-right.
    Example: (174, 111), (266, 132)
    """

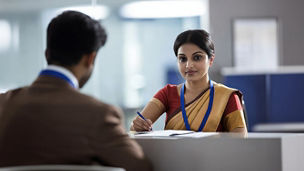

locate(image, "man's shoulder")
(0, 87), (28, 99)
(74, 91), (108, 107)
(73, 91), (122, 118)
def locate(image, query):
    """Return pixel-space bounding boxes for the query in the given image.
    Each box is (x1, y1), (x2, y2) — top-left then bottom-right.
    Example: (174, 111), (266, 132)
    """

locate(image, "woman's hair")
(173, 29), (215, 58)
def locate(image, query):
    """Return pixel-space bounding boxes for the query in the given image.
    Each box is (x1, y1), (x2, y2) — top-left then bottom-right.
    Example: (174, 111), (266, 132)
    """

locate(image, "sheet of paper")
(133, 130), (194, 137)
(175, 132), (219, 138)
(133, 130), (219, 138)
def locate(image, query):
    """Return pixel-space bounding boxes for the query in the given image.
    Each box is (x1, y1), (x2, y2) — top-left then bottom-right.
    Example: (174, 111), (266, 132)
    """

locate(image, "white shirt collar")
(45, 65), (79, 89)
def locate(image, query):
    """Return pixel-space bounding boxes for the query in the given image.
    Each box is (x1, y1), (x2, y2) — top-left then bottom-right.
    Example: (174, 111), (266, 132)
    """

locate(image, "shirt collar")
(45, 65), (79, 89)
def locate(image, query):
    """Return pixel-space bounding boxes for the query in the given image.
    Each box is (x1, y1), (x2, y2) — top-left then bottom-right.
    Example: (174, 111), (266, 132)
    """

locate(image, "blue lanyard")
(180, 80), (214, 131)
(39, 69), (76, 88)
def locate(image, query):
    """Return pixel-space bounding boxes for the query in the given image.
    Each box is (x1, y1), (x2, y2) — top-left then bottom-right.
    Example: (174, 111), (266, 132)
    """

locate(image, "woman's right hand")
(131, 116), (153, 132)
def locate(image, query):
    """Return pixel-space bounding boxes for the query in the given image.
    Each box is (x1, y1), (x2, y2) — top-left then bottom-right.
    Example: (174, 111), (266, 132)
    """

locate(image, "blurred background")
(1, 0), (304, 131)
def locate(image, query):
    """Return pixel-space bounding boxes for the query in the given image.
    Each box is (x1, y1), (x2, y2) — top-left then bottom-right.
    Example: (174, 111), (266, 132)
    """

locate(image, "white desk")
(253, 123), (304, 132)
(133, 132), (304, 171)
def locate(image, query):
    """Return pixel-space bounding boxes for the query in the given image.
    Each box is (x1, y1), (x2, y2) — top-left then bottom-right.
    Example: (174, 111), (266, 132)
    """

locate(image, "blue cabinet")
(269, 74), (304, 122)
(224, 74), (268, 131)
(224, 70), (304, 131)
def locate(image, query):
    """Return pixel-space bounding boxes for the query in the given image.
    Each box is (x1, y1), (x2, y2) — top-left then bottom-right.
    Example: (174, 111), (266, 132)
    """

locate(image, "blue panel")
(269, 74), (304, 122)
(224, 75), (267, 131)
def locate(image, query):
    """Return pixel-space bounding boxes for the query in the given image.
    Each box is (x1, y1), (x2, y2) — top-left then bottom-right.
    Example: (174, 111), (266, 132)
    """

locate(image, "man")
(0, 11), (152, 171)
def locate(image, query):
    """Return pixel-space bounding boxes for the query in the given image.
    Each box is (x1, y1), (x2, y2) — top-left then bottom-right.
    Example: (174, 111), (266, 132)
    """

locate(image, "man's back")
(0, 75), (152, 171)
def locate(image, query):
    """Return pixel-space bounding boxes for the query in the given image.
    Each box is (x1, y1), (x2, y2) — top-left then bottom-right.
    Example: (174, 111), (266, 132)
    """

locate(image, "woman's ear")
(209, 56), (215, 67)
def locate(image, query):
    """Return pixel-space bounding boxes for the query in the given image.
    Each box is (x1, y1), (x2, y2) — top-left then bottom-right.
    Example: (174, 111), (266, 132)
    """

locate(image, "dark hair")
(173, 29), (214, 58)
(46, 11), (107, 66)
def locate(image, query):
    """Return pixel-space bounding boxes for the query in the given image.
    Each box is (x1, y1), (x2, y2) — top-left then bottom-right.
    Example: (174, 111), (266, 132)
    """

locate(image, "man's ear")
(86, 51), (97, 67)
(45, 49), (50, 63)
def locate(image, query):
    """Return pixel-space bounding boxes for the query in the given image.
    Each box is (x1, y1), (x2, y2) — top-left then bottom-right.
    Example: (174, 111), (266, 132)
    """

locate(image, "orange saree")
(154, 82), (247, 132)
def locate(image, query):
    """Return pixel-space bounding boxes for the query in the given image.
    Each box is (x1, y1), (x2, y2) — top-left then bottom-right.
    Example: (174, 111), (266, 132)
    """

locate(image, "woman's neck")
(185, 76), (210, 94)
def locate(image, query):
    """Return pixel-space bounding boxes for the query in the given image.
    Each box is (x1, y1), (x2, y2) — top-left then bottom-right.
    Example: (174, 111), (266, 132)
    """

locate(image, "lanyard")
(180, 80), (214, 131)
(39, 69), (76, 88)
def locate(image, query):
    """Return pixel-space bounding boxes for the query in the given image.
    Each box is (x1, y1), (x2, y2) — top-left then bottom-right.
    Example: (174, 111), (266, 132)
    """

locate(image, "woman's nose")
(186, 61), (193, 68)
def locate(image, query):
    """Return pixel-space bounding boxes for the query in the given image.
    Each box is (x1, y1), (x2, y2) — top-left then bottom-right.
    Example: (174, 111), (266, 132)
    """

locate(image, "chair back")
(0, 165), (125, 171)
(241, 98), (249, 130)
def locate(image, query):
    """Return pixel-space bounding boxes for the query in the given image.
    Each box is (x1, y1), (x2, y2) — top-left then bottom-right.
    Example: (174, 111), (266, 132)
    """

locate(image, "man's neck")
(45, 65), (79, 89)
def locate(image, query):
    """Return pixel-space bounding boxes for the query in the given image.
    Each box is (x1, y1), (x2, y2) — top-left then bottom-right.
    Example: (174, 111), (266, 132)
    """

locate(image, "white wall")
(0, 12), (45, 90)
(0, 2), (208, 130)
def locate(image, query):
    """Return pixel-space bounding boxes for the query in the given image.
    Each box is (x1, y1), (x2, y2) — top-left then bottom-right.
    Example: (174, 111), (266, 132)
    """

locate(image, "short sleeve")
(222, 92), (246, 131)
(153, 85), (169, 109)
(223, 92), (243, 115)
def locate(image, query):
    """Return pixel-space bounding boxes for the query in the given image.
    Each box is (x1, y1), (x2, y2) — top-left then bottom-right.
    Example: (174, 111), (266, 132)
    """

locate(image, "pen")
(170, 131), (194, 136)
(136, 111), (152, 131)
(137, 111), (147, 121)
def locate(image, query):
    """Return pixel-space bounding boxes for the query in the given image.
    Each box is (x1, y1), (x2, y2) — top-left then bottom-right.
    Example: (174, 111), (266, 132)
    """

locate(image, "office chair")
(0, 165), (125, 171)
(241, 98), (249, 130)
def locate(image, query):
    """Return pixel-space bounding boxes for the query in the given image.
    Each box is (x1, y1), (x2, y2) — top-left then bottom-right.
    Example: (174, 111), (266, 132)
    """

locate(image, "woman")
(130, 29), (247, 134)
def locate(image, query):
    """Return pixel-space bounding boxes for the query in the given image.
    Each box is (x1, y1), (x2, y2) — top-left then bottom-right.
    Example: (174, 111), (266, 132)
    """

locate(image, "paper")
(175, 132), (218, 138)
(133, 130), (219, 138)
(134, 130), (194, 137)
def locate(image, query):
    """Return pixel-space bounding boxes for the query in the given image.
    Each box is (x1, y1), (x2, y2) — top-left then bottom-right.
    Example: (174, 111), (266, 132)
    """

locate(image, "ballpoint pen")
(136, 111), (152, 131)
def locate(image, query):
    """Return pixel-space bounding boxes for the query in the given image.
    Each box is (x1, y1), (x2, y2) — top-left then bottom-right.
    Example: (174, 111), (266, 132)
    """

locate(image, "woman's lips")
(186, 70), (197, 75)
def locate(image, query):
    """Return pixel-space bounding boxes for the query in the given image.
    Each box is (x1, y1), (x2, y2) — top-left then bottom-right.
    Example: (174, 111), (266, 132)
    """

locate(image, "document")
(175, 132), (218, 138)
(132, 130), (218, 138)
(134, 130), (193, 137)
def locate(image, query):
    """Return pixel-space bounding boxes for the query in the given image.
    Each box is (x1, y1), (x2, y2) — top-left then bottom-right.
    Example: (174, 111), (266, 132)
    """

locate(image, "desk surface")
(133, 132), (304, 171)
(253, 123), (304, 132)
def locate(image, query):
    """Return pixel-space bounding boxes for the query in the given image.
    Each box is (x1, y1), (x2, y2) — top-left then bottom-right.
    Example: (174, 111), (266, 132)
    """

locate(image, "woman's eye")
(193, 55), (202, 61)
(179, 57), (187, 63)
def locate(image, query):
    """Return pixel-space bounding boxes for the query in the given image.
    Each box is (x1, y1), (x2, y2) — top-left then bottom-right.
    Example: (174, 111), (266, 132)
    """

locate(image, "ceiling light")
(120, 0), (206, 19)
(58, 5), (110, 20)
(0, 20), (11, 52)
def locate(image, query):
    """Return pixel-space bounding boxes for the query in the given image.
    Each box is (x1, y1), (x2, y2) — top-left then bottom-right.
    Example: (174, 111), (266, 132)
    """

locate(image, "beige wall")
(209, 0), (304, 81)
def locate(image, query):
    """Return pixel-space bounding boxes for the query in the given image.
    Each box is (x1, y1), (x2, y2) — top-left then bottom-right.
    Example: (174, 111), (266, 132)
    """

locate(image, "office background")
(0, 0), (304, 131)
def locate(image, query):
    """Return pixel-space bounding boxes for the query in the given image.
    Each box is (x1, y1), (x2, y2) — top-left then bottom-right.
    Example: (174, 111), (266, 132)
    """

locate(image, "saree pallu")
(165, 82), (246, 132)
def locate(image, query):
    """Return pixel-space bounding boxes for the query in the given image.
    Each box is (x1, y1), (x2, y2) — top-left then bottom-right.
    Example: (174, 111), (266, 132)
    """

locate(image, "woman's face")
(177, 43), (214, 82)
